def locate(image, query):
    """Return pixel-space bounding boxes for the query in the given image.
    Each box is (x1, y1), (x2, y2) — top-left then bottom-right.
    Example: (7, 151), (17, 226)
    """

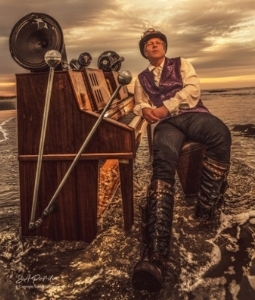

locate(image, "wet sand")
(1, 111), (255, 299)
(0, 109), (17, 140)
(0, 110), (17, 123)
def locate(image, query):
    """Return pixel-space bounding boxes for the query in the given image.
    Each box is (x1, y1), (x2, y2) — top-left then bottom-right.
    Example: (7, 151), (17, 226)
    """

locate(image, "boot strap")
(203, 157), (229, 180)
(148, 180), (174, 197)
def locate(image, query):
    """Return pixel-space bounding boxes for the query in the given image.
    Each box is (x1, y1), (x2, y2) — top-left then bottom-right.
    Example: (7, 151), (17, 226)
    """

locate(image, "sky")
(0, 0), (254, 96)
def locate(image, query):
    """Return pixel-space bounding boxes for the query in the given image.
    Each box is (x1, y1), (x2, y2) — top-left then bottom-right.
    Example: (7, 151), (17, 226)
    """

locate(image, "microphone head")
(118, 70), (132, 85)
(44, 50), (62, 68)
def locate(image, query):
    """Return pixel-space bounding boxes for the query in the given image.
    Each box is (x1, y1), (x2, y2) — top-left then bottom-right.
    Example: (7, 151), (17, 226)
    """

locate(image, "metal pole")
(29, 66), (55, 229)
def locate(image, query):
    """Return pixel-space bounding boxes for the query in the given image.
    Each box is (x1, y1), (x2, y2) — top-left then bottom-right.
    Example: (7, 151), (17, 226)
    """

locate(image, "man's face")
(144, 38), (166, 60)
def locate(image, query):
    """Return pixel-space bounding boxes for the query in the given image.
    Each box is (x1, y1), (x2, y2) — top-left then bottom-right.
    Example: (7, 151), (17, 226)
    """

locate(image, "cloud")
(0, 0), (255, 94)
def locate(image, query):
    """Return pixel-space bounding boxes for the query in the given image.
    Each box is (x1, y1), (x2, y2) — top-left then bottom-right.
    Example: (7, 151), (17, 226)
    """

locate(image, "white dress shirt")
(133, 57), (201, 116)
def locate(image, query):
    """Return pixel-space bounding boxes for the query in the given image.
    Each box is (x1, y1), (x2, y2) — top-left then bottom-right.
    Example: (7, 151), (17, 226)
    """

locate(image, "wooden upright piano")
(16, 68), (148, 242)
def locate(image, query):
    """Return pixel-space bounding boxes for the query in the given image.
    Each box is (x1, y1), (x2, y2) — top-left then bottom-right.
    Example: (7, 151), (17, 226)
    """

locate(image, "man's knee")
(217, 124), (232, 148)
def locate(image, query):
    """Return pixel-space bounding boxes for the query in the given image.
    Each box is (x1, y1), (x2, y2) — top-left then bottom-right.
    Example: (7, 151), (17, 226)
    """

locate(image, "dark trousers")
(152, 112), (232, 185)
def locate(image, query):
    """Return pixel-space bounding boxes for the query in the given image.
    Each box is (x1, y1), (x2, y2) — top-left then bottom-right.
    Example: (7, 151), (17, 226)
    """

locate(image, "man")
(132, 28), (231, 292)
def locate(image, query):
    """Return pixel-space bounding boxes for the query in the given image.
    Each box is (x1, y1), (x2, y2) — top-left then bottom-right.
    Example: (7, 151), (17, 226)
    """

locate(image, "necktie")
(153, 67), (161, 86)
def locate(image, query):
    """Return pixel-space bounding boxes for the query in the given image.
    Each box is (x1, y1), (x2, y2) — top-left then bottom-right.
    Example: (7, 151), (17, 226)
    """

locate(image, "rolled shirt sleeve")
(133, 57), (201, 116)
(133, 78), (152, 116)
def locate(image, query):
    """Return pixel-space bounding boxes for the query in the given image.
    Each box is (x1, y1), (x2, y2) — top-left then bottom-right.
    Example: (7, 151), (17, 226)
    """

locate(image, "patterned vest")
(138, 57), (209, 116)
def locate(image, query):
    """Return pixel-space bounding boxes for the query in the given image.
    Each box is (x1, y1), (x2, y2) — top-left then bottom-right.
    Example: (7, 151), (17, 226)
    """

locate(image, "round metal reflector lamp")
(97, 50), (124, 72)
(9, 12), (66, 71)
(78, 52), (92, 68)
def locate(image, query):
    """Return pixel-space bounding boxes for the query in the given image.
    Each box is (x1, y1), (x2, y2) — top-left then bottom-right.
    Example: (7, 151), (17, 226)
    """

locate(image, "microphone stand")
(29, 65), (57, 230)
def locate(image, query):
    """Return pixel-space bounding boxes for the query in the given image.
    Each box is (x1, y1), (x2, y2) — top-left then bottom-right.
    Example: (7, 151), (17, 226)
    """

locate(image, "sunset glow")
(0, 0), (254, 96)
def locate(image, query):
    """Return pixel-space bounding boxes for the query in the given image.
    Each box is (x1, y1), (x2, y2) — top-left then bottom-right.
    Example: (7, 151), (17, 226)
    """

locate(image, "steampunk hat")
(139, 28), (167, 58)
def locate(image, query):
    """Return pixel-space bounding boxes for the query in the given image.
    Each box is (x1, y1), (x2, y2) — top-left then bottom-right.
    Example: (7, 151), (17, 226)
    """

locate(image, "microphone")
(44, 50), (62, 68)
(118, 70), (132, 85)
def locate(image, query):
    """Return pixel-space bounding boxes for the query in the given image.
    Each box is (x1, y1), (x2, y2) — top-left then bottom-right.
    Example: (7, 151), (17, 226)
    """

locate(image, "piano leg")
(119, 159), (134, 231)
(75, 160), (98, 242)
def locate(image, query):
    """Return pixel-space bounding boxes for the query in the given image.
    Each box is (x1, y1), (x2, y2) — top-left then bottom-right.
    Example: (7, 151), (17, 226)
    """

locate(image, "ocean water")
(201, 87), (255, 169)
(0, 87), (255, 300)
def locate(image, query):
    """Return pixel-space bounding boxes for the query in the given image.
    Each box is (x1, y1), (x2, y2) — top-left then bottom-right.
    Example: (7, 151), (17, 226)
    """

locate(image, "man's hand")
(153, 106), (169, 119)
(142, 106), (169, 124)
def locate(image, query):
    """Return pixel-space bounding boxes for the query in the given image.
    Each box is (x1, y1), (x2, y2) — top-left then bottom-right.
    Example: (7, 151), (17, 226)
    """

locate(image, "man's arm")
(133, 58), (201, 122)
(133, 78), (164, 123)
(133, 78), (152, 117)
(163, 57), (201, 114)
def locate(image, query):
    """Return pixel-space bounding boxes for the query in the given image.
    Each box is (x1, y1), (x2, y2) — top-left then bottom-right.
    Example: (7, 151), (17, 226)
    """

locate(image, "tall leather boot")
(195, 156), (229, 222)
(132, 179), (174, 292)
